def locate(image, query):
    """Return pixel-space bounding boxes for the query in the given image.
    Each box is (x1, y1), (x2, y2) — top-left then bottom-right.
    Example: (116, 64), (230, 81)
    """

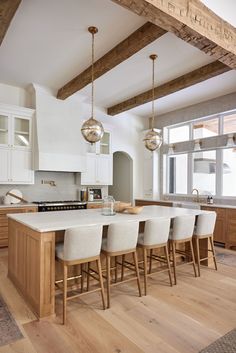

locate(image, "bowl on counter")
(125, 206), (143, 214)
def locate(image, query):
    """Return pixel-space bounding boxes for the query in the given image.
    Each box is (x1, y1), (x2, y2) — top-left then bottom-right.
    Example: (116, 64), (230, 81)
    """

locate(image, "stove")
(33, 200), (87, 212)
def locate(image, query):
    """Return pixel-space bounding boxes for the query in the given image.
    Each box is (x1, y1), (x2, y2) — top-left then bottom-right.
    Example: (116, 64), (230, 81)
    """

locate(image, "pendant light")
(81, 26), (104, 144)
(143, 54), (162, 151)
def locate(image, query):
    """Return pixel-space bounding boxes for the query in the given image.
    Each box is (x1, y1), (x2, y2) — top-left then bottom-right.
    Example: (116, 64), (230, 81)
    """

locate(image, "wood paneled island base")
(8, 206), (212, 319)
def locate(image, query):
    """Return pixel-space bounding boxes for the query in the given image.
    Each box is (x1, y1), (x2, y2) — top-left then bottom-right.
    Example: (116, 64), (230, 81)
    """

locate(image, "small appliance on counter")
(89, 188), (102, 200)
(33, 200), (87, 212)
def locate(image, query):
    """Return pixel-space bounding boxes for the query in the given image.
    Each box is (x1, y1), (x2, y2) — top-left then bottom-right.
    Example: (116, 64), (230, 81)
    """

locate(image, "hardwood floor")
(0, 247), (236, 353)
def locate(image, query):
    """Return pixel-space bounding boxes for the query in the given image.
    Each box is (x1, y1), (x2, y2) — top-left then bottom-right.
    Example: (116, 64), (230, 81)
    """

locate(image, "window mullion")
(188, 152), (193, 195)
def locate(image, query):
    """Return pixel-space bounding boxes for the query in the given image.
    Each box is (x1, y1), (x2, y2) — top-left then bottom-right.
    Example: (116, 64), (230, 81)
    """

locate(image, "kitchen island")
(8, 206), (211, 319)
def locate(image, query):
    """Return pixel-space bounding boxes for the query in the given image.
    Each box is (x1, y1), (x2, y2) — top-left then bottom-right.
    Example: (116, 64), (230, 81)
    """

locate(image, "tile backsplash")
(0, 171), (108, 203)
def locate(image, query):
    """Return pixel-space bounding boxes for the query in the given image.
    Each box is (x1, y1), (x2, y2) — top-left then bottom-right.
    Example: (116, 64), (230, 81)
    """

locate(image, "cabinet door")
(0, 148), (10, 182)
(81, 154), (97, 185)
(97, 155), (112, 185)
(11, 149), (34, 184)
(0, 114), (10, 147)
(12, 116), (31, 149)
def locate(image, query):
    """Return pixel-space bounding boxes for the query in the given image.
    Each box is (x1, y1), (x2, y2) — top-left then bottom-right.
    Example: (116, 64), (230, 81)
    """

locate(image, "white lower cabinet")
(81, 154), (113, 186)
(0, 148), (34, 184)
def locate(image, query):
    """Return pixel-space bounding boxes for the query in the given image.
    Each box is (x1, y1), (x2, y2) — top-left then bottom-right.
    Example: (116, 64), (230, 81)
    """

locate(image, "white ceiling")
(0, 0), (235, 118)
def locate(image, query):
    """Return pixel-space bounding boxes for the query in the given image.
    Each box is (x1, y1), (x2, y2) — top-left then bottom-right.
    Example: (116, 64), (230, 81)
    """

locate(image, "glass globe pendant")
(81, 26), (104, 144)
(143, 54), (162, 152)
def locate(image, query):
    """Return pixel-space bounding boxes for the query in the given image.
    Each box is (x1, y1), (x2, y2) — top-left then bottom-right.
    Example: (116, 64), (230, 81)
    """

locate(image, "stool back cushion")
(172, 215), (195, 240)
(144, 218), (171, 246)
(106, 221), (139, 252)
(194, 212), (216, 236)
(64, 224), (103, 261)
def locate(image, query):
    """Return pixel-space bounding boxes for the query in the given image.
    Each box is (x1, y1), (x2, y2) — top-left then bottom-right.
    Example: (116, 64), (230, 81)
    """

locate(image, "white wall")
(0, 83), (32, 107)
(0, 82), (146, 201)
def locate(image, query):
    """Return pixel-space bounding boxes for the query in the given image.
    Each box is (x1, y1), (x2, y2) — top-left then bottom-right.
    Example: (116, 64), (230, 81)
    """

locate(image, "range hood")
(194, 158), (231, 174)
(32, 85), (86, 172)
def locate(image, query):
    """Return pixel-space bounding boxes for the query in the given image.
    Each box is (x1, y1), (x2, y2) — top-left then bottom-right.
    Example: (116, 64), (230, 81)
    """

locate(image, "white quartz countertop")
(136, 199), (236, 209)
(7, 205), (211, 233)
(0, 203), (36, 209)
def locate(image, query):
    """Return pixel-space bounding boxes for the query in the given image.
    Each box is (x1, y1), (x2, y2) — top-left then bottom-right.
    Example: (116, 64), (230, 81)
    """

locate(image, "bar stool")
(193, 212), (217, 276)
(137, 218), (172, 295)
(102, 221), (141, 308)
(169, 215), (197, 285)
(55, 225), (105, 324)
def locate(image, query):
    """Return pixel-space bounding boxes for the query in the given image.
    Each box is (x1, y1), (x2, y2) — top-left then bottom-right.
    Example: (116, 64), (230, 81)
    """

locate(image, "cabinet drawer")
(0, 238), (8, 247)
(201, 206), (226, 218)
(0, 214), (8, 227)
(0, 227), (8, 239)
(227, 209), (236, 219)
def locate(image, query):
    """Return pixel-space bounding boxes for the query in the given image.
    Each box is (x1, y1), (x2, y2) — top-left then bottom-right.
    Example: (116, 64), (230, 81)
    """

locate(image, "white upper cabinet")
(0, 104), (34, 184)
(81, 128), (113, 186)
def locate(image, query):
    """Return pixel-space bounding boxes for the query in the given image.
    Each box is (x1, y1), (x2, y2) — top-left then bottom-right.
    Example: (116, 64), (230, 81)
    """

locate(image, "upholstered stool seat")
(137, 218), (172, 295)
(101, 221), (141, 308)
(169, 215), (197, 285)
(55, 224), (105, 324)
(193, 212), (217, 276)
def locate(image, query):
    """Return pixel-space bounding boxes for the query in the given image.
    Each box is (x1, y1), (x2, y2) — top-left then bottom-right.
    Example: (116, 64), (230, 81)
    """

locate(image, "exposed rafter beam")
(110, 0), (236, 69)
(0, 0), (21, 46)
(57, 22), (166, 100)
(107, 61), (231, 115)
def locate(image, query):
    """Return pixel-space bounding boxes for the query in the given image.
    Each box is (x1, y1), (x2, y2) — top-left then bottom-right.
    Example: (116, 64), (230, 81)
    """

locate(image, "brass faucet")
(191, 188), (200, 203)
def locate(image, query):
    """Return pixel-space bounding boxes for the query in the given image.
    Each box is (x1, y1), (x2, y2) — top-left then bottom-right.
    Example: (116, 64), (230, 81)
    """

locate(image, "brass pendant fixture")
(81, 26), (104, 144)
(143, 54), (162, 152)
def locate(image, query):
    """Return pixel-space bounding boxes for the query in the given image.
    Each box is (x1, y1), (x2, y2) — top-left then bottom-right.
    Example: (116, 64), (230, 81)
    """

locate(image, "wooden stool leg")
(172, 241), (177, 285)
(81, 263), (84, 293)
(195, 237), (201, 277)
(190, 239), (197, 278)
(149, 249), (153, 274)
(97, 258), (106, 310)
(143, 248), (148, 295)
(133, 251), (142, 297)
(121, 254), (125, 281)
(106, 255), (111, 308)
(210, 235), (218, 271)
(87, 262), (90, 291)
(115, 256), (118, 283)
(164, 245), (173, 287)
(63, 264), (68, 325)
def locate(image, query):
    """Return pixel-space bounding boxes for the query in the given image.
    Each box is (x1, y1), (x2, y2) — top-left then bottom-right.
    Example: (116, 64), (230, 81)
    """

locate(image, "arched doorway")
(108, 151), (133, 203)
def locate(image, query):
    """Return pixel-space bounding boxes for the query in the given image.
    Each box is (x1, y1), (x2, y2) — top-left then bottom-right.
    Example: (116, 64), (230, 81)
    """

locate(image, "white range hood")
(32, 85), (86, 172)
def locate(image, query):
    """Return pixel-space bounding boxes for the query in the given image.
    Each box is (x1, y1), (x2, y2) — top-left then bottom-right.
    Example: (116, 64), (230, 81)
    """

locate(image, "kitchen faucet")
(191, 188), (200, 203)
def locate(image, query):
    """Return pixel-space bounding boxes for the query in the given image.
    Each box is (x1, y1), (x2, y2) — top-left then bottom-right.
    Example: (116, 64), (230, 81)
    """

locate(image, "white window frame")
(163, 110), (236, 200)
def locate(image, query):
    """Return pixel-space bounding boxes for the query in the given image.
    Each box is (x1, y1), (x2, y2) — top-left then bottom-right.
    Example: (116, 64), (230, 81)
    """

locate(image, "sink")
(172, 201), (201, 210)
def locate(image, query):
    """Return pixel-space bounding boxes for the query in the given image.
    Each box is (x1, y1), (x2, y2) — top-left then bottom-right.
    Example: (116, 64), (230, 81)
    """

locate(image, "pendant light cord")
(151, 57), (155, 130)
(91, 32), (95, 118)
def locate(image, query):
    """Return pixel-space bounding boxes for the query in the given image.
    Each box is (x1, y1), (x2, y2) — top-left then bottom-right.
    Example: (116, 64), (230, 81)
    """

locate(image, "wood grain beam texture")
(57, 22), (166, 100)
(0, 0), (21, 46)
(108, 61), (231, 115)
(110, 0), (236, 69)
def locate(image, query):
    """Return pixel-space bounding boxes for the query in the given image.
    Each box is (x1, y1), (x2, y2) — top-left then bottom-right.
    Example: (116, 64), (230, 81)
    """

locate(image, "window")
(168, 154), (188, 194)
(223, 114), (236, 134)
(193, 118), (218, 139)
(169, 125), (189, 144)
(222, 148), (236, 196)
(193, 150), (216, 195)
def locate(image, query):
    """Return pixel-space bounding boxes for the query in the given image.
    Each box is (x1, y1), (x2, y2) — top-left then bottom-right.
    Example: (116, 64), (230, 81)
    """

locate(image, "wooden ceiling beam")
(110, 0), (236, 69)
(0, 0), (21, 46)
(57, 22), (166, 100)
(107, 61), (231, 115)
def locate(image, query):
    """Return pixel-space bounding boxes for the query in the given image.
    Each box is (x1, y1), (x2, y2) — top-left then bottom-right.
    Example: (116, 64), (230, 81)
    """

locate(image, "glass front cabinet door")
(13, 116), (30, 148)
(0, 114), (9, 146)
